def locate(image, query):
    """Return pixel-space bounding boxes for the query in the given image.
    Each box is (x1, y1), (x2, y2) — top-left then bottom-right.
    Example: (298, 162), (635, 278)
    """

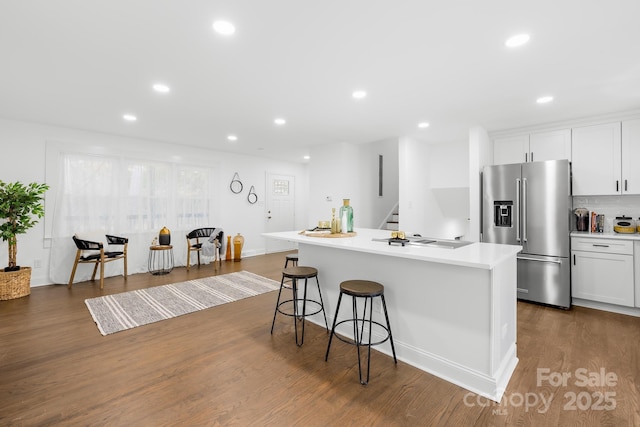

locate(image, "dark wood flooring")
(1, 252), (639, 426)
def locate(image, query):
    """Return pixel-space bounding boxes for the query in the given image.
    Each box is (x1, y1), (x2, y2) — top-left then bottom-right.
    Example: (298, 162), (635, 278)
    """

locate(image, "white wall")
(399, 137), (428, 235)
(0, 118), (308, 286)
(358, 138), (399, 228)
(399, 138), (470, 239)
(308, 139), (399, 230)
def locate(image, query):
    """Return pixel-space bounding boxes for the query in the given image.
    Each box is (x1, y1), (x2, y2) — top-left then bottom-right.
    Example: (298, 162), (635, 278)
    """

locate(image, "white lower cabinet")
(571, 237), (634, 307)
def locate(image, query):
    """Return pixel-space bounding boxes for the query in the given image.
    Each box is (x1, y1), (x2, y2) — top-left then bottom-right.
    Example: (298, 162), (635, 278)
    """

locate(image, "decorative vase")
(233, 233), (245, 261)
(225, 235), (232, 261)
(339, 199), (354, 233)
(159, 226), (171, 245)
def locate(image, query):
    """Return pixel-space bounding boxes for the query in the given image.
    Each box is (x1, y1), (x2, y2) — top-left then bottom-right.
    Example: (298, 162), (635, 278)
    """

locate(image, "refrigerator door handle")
(515, 178), (521, 242)
(522, 178), (527, 242)
(519, 256), (563, 265)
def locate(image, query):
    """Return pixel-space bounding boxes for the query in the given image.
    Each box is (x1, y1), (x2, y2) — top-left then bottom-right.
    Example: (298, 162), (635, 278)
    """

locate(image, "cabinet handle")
(593, 244), (609, 248)
(625, 179), (628, 192)
(531, 152), (534, 162)
(525, 153), (528, 163)
(616, 180), (619, 192)
(573, 254), (576, 265)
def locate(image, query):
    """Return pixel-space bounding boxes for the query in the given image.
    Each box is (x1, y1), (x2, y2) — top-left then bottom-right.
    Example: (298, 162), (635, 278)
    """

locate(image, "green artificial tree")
(0, 181), (49, 272)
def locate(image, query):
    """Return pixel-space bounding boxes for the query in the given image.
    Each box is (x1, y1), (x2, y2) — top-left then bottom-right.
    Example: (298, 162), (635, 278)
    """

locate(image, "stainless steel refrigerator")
(482, 159), (571, 308)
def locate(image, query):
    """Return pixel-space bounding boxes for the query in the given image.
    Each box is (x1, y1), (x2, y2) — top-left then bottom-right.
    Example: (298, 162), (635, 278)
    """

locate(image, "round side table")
(148, 245), (174, 275)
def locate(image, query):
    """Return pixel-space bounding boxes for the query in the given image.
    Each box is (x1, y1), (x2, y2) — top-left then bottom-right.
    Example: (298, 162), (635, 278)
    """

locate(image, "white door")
(265, 173), (296, 253)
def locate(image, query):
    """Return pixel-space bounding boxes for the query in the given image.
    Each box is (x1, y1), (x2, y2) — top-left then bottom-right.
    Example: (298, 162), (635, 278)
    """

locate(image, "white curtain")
(49, 151), (220, 284)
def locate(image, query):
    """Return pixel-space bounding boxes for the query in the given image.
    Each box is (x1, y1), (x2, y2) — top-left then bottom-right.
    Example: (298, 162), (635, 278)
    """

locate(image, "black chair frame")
(186, 228), (223, 271)
(68, 234), (128, 289)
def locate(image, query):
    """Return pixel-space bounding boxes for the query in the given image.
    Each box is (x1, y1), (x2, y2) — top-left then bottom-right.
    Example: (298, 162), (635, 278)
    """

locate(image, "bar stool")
(282, 253), (298, 287)
(284, 252), (298, 268)
(270, 266), (329, 346)
(325, 280), (397, 385)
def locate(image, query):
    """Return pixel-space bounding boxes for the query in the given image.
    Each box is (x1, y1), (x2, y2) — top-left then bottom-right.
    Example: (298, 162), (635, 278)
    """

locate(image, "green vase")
(339, 199), (354, 232)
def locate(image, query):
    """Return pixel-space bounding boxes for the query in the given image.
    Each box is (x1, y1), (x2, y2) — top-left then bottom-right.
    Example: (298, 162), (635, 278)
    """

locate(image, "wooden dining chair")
(186, 228), (223, 271)
(68, 234), (128, 289)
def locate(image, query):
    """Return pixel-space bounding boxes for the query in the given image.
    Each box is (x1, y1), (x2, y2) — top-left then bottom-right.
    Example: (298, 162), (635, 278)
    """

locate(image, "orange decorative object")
(233, 233), (245, 261)
(225, 235), (232, 261)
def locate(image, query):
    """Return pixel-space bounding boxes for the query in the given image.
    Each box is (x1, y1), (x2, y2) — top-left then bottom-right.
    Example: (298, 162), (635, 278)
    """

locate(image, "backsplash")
(572, 195), (640, 233)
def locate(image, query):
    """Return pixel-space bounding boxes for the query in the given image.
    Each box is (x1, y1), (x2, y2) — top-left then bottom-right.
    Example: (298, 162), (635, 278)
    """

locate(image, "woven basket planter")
(0, 267), (32, 300)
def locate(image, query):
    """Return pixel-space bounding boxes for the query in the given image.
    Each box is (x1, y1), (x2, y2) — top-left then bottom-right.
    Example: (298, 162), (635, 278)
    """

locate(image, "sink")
(412, 239), (436, 245)
(408, 237), (473, 249)
(424, 240), (473, 249)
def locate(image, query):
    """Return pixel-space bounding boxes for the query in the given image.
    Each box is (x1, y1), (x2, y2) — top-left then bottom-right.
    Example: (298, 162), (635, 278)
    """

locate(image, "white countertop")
(571, 231), (640, 241)
(263, 228), (522, 270)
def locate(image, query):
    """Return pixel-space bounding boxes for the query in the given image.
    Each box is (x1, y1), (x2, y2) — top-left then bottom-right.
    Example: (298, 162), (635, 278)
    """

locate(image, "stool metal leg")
(325, 292), (343, 361)
(270, 274), (287, 334)
(354, 295), (375, 385)
(292, 277), (303, 346)
(315, 276), (329, 331)
(296, 277), (309, 347)
(381, 294), (397, 363)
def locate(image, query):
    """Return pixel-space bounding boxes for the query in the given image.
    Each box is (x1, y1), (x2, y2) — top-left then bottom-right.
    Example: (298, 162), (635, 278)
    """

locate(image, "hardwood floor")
(1, 252), (639, 426)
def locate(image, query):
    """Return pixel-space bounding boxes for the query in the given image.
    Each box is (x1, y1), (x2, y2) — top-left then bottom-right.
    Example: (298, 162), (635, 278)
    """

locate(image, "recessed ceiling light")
(303, 155), (310, 160)
(153, 83), (170, 93)
(418, 122), (430, 129)
(505, 34), (530, 48)
(213, 20), (236, 36)
(352, 90), (367, 99)
(274, 118), (286, 125)
(123, 114), (137, 122)
(227, 134), (238, 141)
(536, 96), (554, 104)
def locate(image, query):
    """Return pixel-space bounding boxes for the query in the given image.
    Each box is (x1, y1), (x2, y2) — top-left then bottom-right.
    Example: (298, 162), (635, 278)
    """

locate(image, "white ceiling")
(1, 1), (639, 163)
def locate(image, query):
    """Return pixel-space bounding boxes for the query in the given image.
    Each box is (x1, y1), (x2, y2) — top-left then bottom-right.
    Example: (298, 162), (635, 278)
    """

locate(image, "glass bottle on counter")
(339, 199), (354, 233)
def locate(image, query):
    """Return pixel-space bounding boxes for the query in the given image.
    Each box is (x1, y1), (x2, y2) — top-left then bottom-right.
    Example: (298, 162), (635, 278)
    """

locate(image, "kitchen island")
(263, 228), (522, 401)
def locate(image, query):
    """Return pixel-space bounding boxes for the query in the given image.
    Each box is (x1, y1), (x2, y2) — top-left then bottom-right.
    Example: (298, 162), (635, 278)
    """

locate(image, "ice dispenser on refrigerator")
(494, 201), (513, 227)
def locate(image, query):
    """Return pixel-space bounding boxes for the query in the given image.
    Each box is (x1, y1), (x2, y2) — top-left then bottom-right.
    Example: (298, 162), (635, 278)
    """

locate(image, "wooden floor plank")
(1, 251), (639, 425)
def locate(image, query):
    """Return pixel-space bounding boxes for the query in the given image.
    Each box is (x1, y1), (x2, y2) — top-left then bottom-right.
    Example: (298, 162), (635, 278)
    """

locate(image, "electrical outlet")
(33, 259), (42, 269)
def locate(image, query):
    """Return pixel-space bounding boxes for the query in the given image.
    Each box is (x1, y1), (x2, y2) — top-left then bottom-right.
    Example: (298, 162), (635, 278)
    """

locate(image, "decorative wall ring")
(230, 172), (243, 194)
(247, 185), (258, 204)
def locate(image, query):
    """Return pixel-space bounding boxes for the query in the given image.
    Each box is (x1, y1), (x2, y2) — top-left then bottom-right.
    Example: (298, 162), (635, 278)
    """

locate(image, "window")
(51, 151), (217, 236)
(272, 179), (290, 195)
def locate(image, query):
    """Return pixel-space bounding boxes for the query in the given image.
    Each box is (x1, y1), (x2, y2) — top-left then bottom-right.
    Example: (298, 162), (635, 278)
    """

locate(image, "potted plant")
(0, 180), (49, 300)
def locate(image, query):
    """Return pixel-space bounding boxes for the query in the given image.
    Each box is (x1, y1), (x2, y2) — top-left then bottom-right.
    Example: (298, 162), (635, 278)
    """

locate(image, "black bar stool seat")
(325, 280), (397, 385)
(271, 266), (329, 346)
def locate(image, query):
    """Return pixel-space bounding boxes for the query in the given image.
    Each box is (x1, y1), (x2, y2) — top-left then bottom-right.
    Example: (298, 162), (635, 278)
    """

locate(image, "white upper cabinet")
(529, 129), (571, 162)
(571, 122), (622, 196)
(493, 129), (571, 165)
(493, 135), (528, 165)
(621, 118), (640, 194)
(570, 121), (640, 196)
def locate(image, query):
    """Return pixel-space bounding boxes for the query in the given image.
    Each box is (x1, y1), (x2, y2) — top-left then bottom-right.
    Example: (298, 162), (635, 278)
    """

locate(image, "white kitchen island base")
(265, 229), (521, 402)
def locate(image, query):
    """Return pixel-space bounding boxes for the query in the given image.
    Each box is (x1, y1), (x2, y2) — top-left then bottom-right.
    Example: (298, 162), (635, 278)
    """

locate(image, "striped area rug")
(85, 271), (280, 335)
